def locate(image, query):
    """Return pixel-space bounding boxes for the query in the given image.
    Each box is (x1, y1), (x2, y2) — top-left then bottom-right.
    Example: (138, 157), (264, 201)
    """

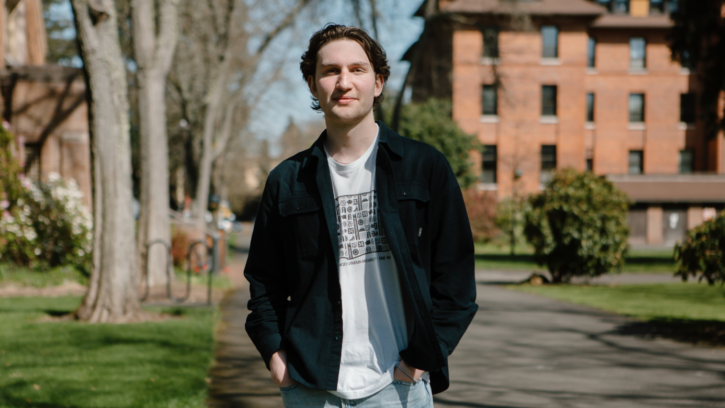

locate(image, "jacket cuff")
(399, 339), (450, 372)
(256, 332), (283, 370)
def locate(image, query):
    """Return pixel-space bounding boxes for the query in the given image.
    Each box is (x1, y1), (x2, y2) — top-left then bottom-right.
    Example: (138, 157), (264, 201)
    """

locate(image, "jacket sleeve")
(427, 152), (478, 360)
(244, 177), (289, 369)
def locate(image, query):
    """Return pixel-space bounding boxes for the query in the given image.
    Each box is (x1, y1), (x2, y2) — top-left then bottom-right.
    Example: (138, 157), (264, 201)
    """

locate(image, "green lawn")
(510, 283), (725, 321)
(0, 296), (217, 408)
(475, 243), (675, 273)
(0, 264), (88, 288)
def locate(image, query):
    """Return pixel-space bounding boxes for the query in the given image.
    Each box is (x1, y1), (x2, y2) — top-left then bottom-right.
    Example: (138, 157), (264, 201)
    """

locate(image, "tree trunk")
(72, 0), (141, 323)
(132, 0), (179, 287)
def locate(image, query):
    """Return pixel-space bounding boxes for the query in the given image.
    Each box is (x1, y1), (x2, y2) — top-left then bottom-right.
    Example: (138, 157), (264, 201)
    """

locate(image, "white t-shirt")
(324, 129), (409, 399)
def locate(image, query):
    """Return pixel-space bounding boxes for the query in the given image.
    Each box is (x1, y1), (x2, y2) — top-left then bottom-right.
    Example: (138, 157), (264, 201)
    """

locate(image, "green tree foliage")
(396, 98), (479, 189)
(674, 211), (725, 284)
(669, 0), (725, 138)
(42, 0), (81, 65)
(523, 168), (630, 283)
(495, 197), (529, 254)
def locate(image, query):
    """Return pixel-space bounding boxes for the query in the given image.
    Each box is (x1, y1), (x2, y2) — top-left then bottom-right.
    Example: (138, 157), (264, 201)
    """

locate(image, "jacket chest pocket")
(396, 182), (430, 247)
(279, 195), (322, 258)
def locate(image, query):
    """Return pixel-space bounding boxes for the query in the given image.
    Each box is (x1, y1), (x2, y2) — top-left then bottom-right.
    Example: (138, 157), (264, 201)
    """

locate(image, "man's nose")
(337, 70), (352, 91)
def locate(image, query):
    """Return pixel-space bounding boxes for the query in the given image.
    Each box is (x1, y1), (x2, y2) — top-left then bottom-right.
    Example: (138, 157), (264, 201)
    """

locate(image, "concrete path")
(439, 284), (725, 408)
(206, 237), (725, 407)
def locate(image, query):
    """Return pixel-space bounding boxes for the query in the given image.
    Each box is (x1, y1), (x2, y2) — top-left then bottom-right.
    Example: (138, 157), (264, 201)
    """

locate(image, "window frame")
(481, 145), (498, 184)
(586, 93), (595, 122)
(587, 37), (596, 68)
(481, 26), (500, 59)
(540, 145), (557, 184)
(541, 26), (559, 59)
(482, 84), (498, 116)
(679, 149), (694, 174)
(613, 0), (630, 13)
(680, 93), (696, 124)
(628, 150), (644, 175)
(629, 93), (645, 123)
(541, 85), (558, 117)
(630, 37), (647, 70)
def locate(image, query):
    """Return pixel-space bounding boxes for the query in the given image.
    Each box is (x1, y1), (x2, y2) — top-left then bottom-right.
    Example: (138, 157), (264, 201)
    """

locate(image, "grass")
(511, 283), (725, 321)
(0, 264), (88, 288)
(475, 243), (676, 273)
(173, 267), (233, 289)
(0, 296), (217, 408)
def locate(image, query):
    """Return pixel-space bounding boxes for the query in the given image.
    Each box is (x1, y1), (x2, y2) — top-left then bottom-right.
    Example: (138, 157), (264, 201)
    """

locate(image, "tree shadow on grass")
(613, 318), (725, 347)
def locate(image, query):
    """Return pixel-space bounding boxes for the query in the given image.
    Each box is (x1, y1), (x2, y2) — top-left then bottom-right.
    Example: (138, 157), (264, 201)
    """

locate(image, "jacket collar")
(302, 120), (403, 170)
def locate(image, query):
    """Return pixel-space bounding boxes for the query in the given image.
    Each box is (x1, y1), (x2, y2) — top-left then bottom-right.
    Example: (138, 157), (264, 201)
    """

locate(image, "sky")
(44, 0), (425, 145)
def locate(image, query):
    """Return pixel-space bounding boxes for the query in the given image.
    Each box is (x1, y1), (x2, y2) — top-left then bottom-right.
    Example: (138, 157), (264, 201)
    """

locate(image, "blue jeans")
(280, 379), (434, 407)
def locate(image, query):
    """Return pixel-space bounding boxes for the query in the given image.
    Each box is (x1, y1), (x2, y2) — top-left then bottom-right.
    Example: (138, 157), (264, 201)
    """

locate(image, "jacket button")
(335, 335), (341, 341)
(296, 206), (301, 210)
(337, 300), (341, 306)
(403, 191), (408, 196)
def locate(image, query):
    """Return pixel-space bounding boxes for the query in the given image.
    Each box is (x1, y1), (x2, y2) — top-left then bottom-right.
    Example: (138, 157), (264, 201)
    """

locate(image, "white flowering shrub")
(0, 173), (92, 267)
(0, 198), (37, 264)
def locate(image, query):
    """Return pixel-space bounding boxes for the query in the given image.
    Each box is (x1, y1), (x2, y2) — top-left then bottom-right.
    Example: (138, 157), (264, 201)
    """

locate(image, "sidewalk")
(206, 236), (725, 407)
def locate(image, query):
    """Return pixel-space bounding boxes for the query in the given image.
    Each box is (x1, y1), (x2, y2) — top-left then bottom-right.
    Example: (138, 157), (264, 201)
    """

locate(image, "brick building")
(406, 0), (725, 245)
(0, 0), (91, 208)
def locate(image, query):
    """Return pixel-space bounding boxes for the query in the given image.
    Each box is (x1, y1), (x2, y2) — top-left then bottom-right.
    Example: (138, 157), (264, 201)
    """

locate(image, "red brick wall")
(452, 21), (711, 198)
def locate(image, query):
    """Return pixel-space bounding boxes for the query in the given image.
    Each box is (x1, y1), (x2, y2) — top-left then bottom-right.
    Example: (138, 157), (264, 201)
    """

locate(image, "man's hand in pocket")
(269, 349), (297, 388)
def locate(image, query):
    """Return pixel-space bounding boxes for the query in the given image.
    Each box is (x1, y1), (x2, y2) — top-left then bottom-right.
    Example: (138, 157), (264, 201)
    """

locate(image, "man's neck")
(323, 112), (378, 165)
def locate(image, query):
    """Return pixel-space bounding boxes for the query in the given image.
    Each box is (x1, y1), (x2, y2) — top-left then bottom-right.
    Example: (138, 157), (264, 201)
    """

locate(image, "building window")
(542, 85), (557, 117)
(586, 149), (594, 172)
(630, 37), (646, 69)
(679, 150), (694, 174)
(596, 0), (612, 11)
(668, 0), (679, 13)
(629, 150), (643, 174)
(482, 27), (499, 59)
(541, 145), (557, 183)
(680, 93), (696, 124)
(586, 93), (595, 122)
(614, 0), (630, 13)
(680, 50), (693, 70)
(482, 85), (498, 115)
(629, 93), (645, 122)
(587, 37), (596, 68)
(541, 26), (558, 59)
(650, 0), (665, 13)
(481, 145), (497, 184)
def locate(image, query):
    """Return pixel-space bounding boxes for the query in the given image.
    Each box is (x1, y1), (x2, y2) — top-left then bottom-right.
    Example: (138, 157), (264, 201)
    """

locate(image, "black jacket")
(244, 121), (477, 394)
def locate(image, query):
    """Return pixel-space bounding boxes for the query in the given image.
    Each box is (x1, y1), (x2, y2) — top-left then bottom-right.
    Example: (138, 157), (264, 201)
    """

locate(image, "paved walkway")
(207, 243), (725, 407)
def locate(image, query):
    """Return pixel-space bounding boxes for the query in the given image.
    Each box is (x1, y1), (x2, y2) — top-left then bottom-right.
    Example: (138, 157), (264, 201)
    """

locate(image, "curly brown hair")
(300, 24), (391, 111)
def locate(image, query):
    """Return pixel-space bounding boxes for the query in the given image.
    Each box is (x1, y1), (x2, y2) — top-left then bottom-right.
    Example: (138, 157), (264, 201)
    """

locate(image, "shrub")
(495, 197), (529, 250)
(674, 211), (725, 284)
(523, 168), (630, 283)
(461, 188), (498, 243)
(24, 174), (93, 268)
(397, 99), (480, 189)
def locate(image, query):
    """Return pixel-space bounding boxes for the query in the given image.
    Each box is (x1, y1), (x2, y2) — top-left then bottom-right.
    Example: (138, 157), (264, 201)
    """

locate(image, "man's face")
(308, 39), (383, 124)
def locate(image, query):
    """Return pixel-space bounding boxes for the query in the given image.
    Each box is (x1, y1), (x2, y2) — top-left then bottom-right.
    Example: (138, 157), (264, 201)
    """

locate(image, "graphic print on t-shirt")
(335, 190), (390, 260)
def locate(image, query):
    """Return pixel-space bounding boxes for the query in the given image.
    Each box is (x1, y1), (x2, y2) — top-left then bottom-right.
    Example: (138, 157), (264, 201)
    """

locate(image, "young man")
(244, 24), (477, 407)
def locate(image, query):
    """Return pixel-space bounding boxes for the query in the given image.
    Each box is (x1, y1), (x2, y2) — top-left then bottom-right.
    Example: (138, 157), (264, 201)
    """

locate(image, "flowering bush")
(26, 174), (93, 267)
(0, 174), (93, 267)
(0, 123), (92, 269)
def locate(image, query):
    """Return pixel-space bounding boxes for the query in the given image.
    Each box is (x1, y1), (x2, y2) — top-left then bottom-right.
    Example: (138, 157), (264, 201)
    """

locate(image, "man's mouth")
(335, 96), (357, 104)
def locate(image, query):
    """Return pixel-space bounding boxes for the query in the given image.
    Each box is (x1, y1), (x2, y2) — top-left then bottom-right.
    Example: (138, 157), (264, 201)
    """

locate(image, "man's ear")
(307, 75), (318, 98)
(374, 74), (384, 97)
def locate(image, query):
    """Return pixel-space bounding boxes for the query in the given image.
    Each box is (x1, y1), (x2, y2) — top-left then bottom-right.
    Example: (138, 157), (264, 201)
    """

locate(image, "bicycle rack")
(140, 234), (217, 305)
